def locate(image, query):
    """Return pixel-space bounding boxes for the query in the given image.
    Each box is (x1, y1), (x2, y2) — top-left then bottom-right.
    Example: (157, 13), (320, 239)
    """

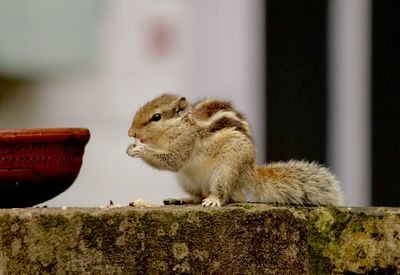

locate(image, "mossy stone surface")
(0, 205), (308, 275)
(0, 205), (399, 274)
(307, 207), (400, 274)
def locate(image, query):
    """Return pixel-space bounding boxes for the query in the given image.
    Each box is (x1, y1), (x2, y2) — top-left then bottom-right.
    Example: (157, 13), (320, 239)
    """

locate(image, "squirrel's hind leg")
(202, 166), (241, 207)
(228, 189), (246, 203)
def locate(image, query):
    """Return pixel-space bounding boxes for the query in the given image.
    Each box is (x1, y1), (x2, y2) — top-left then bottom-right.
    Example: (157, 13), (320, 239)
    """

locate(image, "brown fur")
(208, 116), (251, 139)
(193, 99), (245, 121)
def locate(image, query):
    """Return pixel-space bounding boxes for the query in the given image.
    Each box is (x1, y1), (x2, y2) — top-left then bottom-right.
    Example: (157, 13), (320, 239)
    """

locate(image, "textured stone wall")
(0, 205), (399, 274)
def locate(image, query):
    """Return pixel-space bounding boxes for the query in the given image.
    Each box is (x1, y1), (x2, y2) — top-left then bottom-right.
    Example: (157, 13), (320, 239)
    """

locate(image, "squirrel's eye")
(150, 113), (161, 122)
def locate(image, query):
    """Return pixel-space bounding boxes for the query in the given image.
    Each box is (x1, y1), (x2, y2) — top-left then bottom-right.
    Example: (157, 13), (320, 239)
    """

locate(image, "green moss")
(307, 207), (400, 274)
(230, 203), (253, 209)
(307, 209), (335, 274)
(370, 232), (384, 241)
(354, 245), (366, 259)
(37, 214), (70, 232)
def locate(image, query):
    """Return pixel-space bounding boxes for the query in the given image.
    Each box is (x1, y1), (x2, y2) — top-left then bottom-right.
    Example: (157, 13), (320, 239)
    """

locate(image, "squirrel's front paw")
(202, 197), (221, 207)
(126, 143), (145, 158)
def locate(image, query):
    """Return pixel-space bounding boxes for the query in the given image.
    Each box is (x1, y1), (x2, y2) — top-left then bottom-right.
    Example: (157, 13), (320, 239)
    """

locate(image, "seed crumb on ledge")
(99, 200), (123, 209)
(129, 199), (159, 208)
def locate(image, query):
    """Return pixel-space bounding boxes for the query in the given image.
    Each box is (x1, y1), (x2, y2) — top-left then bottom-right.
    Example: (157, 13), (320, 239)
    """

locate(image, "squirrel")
(127, 94), (344, 207)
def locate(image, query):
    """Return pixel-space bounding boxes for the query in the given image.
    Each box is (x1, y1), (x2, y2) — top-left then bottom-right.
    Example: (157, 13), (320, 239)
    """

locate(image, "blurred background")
(0, 0), (398, 207)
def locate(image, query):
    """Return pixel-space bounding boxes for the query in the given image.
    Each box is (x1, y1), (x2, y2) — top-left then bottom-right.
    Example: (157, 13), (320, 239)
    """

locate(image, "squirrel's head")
(128, 94), (191, 144)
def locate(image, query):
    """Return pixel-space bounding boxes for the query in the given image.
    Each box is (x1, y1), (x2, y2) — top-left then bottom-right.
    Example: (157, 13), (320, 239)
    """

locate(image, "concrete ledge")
(0, 205), (399, 274)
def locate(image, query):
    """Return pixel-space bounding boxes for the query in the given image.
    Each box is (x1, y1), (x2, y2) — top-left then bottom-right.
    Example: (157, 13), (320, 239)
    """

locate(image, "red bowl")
(0, 128), (90, 208)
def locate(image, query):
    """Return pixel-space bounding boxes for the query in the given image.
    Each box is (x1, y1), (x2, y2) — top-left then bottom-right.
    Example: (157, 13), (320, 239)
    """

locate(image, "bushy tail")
(245, 160), (344, 206)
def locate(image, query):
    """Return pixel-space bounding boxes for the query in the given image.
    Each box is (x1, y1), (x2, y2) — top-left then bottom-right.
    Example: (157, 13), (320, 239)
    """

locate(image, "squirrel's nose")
(128, 128), (137, 138)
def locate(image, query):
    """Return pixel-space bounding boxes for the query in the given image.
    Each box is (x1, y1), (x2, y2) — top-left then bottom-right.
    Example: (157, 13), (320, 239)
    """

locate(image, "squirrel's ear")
(177, 97), (187, 107)
(175, 97), (189, 117)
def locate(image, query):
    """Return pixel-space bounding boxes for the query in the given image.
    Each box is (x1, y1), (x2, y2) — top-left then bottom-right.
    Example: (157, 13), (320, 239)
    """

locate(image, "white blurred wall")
(0, 0), (264, 206)
(328, 0), (371, 206)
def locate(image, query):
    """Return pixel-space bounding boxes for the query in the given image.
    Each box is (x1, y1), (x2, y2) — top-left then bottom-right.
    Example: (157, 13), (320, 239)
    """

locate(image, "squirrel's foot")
(126, 143), (144, 157)
(202, 197), (221, 207)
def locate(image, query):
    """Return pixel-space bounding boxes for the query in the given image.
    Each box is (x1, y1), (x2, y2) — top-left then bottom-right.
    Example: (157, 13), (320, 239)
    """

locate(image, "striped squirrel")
(127, 94), (344, 207)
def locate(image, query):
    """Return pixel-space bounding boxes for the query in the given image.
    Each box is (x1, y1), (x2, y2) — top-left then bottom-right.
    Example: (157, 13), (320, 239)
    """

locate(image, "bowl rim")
(0, 128), (90, 143)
